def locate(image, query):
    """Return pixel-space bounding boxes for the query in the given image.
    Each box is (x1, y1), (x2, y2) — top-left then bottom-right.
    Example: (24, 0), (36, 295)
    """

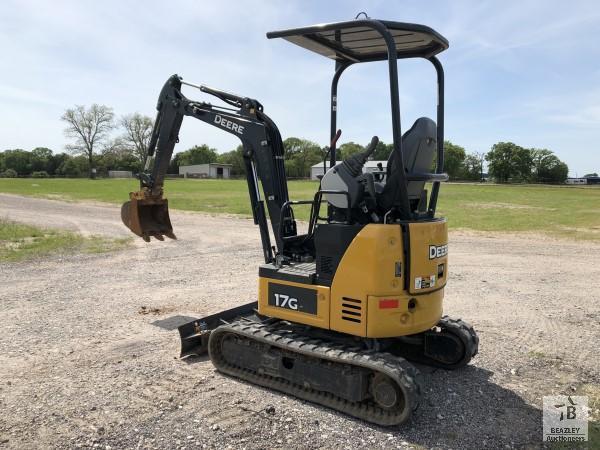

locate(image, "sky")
(1, 0), (599, 176)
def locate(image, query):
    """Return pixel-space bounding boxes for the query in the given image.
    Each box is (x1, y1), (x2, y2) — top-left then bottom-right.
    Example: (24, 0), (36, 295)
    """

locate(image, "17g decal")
(268, 283), (318, 315)
(273, 293), (298, 310)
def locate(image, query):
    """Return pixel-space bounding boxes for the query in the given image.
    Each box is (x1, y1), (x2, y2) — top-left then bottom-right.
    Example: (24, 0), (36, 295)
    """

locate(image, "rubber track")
(208, 320), (423, 426)
(439, 316), (479, 359)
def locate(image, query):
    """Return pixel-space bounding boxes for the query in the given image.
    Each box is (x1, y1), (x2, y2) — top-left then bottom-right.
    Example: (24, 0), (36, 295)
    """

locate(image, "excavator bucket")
(121, 191), (176, 242)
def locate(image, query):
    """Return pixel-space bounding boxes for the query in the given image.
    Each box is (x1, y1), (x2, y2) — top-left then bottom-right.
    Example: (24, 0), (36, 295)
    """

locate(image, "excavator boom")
(121, 74), (296, 253)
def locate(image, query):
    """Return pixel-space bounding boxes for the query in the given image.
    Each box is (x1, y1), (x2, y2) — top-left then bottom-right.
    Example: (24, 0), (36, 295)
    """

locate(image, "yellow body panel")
(258, 277), (330, 329)
(407, 221), (448, 295)
(258, 220), (448, 339)
(366, 290), (444, 338)
(329, 224), (405, 336)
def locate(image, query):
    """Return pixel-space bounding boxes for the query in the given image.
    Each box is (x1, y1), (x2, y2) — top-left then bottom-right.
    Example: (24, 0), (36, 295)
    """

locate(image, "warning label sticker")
(415, 275), (436, 290)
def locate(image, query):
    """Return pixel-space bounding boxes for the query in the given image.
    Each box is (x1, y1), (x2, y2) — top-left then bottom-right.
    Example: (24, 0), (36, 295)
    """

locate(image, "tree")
(2, 149), (31, 175)
(31, 147), (53, 172)
(177, 145), (219, 166)
(119, 113), (154, 167)
(486, 142), (532, 183)
(283, 137), (322, 178)
(61, 104), (115, 178)
(337, 142), (364, 160)
(584, 173), (598, 178)
(218, 145), (245, 176)
(372, 141), (394, 160)
(48, 153), (71, 176)
(530, 149), (568, 183)
(462, 153), (484, 181)
(443, 141), (466, 180)
(98, 147), (140, 175)
(0, 168), (17, 178)
(57, 155), (89, 178)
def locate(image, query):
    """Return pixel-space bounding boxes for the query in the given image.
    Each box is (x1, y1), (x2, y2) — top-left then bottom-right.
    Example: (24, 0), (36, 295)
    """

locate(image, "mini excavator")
(121, 17), (478, 425)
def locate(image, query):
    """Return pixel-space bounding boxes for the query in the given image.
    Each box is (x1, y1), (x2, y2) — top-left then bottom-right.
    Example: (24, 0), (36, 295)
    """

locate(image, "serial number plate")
(268, 282), (317, 315)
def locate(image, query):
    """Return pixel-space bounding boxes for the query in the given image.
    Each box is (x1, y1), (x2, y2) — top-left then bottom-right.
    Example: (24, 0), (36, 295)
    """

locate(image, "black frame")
(268, 19), (448, 219)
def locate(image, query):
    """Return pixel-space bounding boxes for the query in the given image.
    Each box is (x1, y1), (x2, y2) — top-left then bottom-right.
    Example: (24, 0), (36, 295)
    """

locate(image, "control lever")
(343, 135), (379, 177)
(330, 129), (342, 148)
(321, 129), (342, 180)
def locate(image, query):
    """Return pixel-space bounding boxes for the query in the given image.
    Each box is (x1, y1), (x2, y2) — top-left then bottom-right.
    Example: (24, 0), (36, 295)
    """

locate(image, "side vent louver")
(319, 256), (333, 274)
(341, 297), (363, 323)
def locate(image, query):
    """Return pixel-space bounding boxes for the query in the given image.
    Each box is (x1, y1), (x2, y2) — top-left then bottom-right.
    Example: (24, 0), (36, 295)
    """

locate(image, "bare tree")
(61, 104), (115, 178)
(119, 113), (154, 167)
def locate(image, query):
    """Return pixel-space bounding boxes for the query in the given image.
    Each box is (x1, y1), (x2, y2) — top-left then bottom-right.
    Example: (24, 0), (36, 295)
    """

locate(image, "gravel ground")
(0, 194), (598, 449)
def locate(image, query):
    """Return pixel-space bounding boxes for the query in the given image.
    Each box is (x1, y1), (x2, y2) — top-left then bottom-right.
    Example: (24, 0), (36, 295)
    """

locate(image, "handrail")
(406, 172), (449, 182)
(278, 190), (351, 246)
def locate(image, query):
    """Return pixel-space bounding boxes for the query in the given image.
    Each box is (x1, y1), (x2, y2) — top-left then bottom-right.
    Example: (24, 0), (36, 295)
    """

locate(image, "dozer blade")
(121, 191), (176, 242)
(178, 301), (259, 357)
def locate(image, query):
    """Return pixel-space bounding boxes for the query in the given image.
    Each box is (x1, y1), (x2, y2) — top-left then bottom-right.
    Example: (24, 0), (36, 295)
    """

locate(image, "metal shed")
(310, 160), (388, 180)
(179, 163), (232, 179)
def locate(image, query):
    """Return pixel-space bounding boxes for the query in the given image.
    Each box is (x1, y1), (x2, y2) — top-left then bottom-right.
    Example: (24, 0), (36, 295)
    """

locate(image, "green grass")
(527, 350), (547, 359)
(0, 178), (599, 240)
(0, 218), (131, 262)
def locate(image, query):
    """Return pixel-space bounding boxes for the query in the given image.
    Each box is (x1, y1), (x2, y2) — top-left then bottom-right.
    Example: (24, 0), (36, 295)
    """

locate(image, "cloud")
(0, 0), (599, 176)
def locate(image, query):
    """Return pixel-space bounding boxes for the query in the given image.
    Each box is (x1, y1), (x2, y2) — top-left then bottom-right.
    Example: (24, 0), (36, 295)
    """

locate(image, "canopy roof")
(267, 19), (448, 63)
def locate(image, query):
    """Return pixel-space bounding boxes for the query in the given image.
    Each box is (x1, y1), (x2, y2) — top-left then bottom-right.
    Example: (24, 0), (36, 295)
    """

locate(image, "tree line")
(0, 104), (574, 183)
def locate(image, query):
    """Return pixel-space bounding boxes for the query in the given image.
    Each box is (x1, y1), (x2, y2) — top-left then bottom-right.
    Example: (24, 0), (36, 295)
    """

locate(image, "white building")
(179, 163), (232, 179)
(108, 170), (133, 178)
(565, 178), (587, 185)
(310, 160), (388, 180)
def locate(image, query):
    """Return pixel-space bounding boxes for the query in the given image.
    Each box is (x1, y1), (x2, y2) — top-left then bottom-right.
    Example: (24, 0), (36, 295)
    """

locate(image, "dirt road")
(0, 194), (598, 449)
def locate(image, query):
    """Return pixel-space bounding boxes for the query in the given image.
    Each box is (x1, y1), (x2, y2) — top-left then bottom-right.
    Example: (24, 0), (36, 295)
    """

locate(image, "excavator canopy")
(266, 20), (448, 62)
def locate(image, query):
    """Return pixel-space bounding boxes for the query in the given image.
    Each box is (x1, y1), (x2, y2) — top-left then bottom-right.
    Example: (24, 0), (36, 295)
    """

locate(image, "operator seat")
(378, 117), (437, 212)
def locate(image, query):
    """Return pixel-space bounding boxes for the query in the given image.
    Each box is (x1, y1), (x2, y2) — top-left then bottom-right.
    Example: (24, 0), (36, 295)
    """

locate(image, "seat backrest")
(378, 117), (437, 211)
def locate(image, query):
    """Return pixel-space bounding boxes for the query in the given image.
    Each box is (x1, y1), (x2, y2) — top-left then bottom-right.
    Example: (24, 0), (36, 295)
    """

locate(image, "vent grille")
(319, 256), (334, 274)
(341, 297), (363, 323)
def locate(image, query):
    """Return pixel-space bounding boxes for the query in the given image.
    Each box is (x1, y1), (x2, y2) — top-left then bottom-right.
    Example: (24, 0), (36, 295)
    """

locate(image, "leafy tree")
(48, 153), (71, 176)
(545, 160), (568, 184)
(584, 173), (598, 178)
(2, 149), (32, 175)
(31, 147), (53, 172)
(0, 169), (17, 178)
(57, 158), (83, 177)
(61, 104), (115, 178)
(168, 153), (181, 174)
(372, 141), (394, 161)
(118, 113), (154, 166)
(486, 142), (532, 182)
(443, 141), (466, 180)
(462, 153), (484, 181)
(283, 137), (322, 178)
(177, 145), (218, 166)
(98, 148), (140, 174)
(218, 145), (245, 176)
(337, 142), (364, 160)
(530, 149), (568, 183)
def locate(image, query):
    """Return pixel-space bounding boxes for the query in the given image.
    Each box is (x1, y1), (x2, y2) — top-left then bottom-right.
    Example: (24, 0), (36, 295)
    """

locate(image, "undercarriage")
(179, 307), (478, 425)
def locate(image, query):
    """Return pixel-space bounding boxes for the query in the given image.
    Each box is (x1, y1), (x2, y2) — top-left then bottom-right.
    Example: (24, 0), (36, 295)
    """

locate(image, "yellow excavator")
(121, 17), (478, 425)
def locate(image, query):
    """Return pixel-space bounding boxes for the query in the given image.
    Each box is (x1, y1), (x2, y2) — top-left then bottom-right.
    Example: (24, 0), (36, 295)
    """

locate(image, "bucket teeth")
(121, 190), (176, 241)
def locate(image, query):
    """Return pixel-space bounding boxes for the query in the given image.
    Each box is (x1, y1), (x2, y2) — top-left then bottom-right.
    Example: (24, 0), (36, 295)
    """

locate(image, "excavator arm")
(121, 74), (296, 262)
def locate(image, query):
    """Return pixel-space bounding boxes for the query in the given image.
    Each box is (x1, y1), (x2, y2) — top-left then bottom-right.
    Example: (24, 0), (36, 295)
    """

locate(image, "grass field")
(0, 218), (131, 262)
(0, 178), (599, 240)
